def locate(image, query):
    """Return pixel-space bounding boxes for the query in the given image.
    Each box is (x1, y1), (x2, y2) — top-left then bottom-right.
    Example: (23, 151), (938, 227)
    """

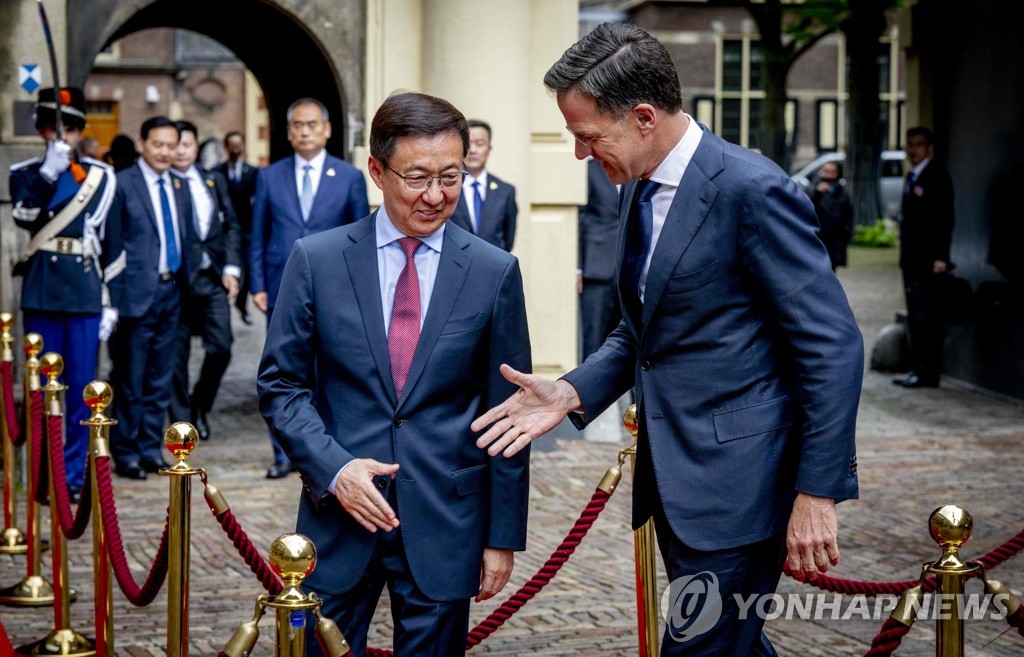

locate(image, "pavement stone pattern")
(2, 246), (1024, 656)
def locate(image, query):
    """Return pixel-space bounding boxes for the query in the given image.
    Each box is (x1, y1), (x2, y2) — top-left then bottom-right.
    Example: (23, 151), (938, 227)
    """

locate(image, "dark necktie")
(620, 179), (660, 321)
(300, 164), (314, 222)
(472, 181), (484, 234)
(389, 237), (422, 398)
(905, 170), (916, 196)
(157, 178), (181, 273)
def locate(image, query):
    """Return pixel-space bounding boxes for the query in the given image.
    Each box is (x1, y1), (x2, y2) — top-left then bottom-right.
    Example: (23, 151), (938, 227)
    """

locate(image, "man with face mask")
(9, 86), (117, 502)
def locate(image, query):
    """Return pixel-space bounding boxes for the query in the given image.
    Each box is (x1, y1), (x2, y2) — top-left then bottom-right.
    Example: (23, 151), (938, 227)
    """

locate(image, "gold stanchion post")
(0, 333), (54, 606)
(17, 353), (95, 655)
(0, 312), (27, 554)
(163, 422), (201, 657)
(82, 381), (116, 657)
(925, 504), (979, 657)
(623, 404), (660, 657)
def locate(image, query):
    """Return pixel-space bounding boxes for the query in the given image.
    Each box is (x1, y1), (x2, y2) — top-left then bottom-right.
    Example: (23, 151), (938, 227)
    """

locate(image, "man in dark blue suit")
(578, 157), (621, 359)
(258, 92), (531, 657)
(448, 120), (518, 251)
(250, 97), (370, 478)
(475, 24), (862, 656)
(213, 131), (258, 325)
(105, 116), (194, 480)
(9, 87), (117, 500)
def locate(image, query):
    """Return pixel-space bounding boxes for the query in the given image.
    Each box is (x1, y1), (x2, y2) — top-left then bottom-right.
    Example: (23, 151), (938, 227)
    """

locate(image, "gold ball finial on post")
(22, 333), (43, 360)
(622, 403), (638, 438)
(929, 504), (973, 571)
(0, 312), (13, 334)
(39, 352), (64, 387)
(269, 533), (317, 604)
(82, 381), (113, 417)
(0, 312), (14, 363)
(164, 422), (198, 468)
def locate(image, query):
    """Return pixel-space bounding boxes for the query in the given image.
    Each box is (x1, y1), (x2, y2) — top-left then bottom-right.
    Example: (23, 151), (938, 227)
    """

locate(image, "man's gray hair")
(287, 98), (329, 123)
(544, 22), (683, 116)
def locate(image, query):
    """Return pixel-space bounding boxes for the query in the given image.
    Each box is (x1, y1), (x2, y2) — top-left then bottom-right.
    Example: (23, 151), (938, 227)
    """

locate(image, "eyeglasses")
(386, 165), (468, 192)
(565, 111), (629, 150)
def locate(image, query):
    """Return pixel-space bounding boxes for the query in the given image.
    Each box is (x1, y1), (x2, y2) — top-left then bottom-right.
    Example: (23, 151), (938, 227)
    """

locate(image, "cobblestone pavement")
(2, 246), (1024, 656)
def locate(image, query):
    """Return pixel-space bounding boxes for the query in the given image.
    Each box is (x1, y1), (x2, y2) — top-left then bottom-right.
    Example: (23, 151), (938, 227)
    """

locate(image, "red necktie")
(389, 237), (422, 398)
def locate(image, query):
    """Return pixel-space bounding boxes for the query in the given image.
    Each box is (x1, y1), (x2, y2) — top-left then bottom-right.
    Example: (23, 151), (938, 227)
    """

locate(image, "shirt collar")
(375, 205), (445, 253)
(137, 158), (169, 186)
(647, 114), (703, 188)
(296, 149), (327, 172)
(464, 170), (488, 189)
(911, 157), (930, 178)
(173, 165), (203, 183)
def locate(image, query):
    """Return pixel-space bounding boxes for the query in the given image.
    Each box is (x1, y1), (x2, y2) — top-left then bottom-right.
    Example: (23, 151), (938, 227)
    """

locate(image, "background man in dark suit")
(258, 92), (531, 657)
(893, 126), (955, 389)
(249, 97), (369, 478)
(474, 23), (862, 656)
(810, 161), (854, 271)
(213, 131), (258, 325)
(168, 121), (241, 441)
(448, 120), (518, 252)
(8, 86), (117, 500)
(578, 157), (621, 360)
(105, 116), (194, 480)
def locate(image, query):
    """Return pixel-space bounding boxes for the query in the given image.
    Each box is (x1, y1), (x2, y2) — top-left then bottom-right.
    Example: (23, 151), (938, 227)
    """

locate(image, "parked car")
(790, 150), (906, 219)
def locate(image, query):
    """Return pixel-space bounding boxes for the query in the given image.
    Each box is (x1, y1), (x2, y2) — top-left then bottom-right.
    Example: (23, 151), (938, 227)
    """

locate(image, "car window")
(880, 159), (904, 177)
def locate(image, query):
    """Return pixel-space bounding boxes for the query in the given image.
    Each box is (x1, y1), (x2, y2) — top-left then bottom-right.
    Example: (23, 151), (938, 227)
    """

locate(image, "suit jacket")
(449, 172), (518, 252)
(105, 164), (194, 318)
(578, 159), (620, 282)
(212, 160), (258, 236)
(899, 160), (954, 275)
(563, 129), (862, 551)
(249, 153), (369, 307)
(182, 169), (242, 283)
(257, 216), (531, 601)
(9, 156), (117, 314)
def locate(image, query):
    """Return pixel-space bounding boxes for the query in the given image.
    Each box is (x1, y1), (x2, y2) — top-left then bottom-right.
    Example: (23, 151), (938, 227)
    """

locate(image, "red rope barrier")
(46, 413), (91, 540)
(365, 488), (614, 657)
(782, 562), (937, 596)
(94, 455), (169, 606)
(863, 618), (911, 657)
(0, 616), (13, 657)
(30, 389), (47, 505)
(1, 361), (21, 446)
(213, 509), (283, 595)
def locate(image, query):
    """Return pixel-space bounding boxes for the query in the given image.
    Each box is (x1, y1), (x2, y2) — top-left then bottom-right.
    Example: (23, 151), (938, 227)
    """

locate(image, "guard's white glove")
(40, 140), (73, 182)
(99, 307), (119, 342)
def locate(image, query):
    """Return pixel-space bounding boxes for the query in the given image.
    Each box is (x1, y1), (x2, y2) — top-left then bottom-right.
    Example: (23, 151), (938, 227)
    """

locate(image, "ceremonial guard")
(8, 87), (117, 500)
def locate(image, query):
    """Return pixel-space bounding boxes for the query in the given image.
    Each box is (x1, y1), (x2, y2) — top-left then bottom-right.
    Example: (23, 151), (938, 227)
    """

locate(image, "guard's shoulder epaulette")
(82, 156), (113, 171)
(10, 156), (41, 172)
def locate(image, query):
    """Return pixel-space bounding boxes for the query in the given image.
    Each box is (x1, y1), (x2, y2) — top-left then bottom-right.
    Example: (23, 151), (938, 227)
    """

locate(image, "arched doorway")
(67, 0), (363, 161)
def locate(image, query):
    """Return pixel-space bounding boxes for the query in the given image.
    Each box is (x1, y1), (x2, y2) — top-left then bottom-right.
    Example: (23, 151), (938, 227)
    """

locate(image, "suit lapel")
(397, 225), (472, 410)
(129, 166), (159, 231)
(171, 174), (194, 264)
(479, 179), (502, 234)
(640, 131), (722, 329)
(450, 193), (473, 233)
(615, 183), (642, 339)
(344, 214), (396, 405)
(281, 156), (302, 222)
(308, 155), (338, 224)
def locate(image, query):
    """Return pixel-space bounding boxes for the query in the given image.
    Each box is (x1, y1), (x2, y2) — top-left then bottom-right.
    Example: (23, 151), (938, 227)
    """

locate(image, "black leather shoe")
(115, 462), (147, 480)
(140, 458), (166, 473)
(894, 372), (938, 388)
(68, 485), (81, 504)
(241, 312), (253, 326)
(266, 462), (296, 479)
(192, 407), (211, 441)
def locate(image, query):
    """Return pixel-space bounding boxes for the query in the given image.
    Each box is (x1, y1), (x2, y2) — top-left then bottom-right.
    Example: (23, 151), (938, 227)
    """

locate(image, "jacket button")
(51, 256), (58, 263)
(376, 478), (387, 490)
(394, 417), (404, 427)
(303, 228), (309, 236)
(641, 360), (651, 371)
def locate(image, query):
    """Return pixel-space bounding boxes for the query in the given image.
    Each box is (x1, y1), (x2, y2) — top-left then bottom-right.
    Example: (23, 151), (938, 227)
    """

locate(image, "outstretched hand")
(472, 364), (581, 458)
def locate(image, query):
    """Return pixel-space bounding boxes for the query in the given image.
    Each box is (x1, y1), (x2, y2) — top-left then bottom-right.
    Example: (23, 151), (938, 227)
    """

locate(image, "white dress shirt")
(639, 115), (703, 300)
(294, 149), (327, 201)
(137, 159), (182, 275)
(462, 170), (489, 232)
(179, 165), (241, 279)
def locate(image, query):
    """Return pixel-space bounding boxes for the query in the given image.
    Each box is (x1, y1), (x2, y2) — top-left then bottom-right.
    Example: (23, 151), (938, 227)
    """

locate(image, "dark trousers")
(235, 235), (250, 314)
(108, 278), (180, 466)
(306, 487), (471, 657)
(263, 306), (289, 464)
(902, 269), (945, 382)
(580, 279), (622, 361)
(169, 269), (233, 422)
(23, 310), (100, 488)
(653, 503), (786, 656)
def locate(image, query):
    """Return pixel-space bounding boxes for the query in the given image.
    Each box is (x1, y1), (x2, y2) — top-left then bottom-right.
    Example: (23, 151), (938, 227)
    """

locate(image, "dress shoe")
(68, 484), (82, 504)
(140, 458), (167, 473)
(114, 462), (147, 480)
(241, 311), (253, 326)
(192, 407), (211, 441)
(893, 372), (938, 388)
(266, 461), (296, 479)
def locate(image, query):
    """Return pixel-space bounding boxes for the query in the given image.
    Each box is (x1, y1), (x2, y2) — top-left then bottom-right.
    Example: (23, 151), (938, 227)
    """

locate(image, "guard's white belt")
(36, 237), (84, 255)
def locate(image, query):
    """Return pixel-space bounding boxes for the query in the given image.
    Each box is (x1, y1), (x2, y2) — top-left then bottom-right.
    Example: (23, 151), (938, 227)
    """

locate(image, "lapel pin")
(489, 181), (498, 191)
(172, 178), (181, 190)
(326, 168), (336, 177)
(205, 179), (215, 188)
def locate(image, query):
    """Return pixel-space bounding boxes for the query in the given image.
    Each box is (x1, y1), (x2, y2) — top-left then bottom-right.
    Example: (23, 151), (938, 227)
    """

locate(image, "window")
(715, 36), (789, 152)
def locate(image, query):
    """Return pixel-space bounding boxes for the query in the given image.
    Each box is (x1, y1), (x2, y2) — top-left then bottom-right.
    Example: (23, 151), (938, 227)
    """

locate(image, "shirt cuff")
(327, 459), (355, 495)
(223, 265), (242, 280)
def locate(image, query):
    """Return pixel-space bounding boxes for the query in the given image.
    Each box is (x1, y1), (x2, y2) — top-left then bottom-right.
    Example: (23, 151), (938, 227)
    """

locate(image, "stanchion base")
(0, 527), (27, 554)
(16, 629), (96, 656)
(0, 575), (55, 606)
